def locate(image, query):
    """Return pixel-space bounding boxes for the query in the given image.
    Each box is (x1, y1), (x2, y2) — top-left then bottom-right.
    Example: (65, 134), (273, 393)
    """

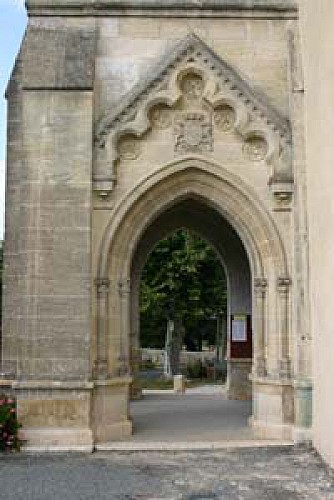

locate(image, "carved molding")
(94, 33), (293, 197)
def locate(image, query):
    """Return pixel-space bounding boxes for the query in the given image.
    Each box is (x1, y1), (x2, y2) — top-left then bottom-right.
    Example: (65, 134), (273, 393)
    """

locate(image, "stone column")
(278, 277), (292, 379)
(118, 278), (131, 377)
(254, 278), (268, 377)
(94, 278), (110, 379)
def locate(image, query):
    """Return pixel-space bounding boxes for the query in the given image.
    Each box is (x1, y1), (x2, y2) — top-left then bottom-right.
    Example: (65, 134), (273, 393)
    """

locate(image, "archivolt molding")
(95, 157), (291, 380)
(97, 157), (288, 281)
(94, 34), (293, 201)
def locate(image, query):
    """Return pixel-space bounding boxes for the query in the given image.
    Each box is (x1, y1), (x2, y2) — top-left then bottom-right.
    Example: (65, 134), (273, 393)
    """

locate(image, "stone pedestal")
(174, 374), (186, 394)
(251, 377), (294, 440)
(0, 377), (133, 450)
(7, 380), (95, 452)
(91, 377), (133, 443)
(293, 379), (313, 443)
(227, 359), (252, 400)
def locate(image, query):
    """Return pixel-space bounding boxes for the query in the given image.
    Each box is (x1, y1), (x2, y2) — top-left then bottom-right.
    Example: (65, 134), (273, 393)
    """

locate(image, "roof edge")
(26, 0), (298, 15)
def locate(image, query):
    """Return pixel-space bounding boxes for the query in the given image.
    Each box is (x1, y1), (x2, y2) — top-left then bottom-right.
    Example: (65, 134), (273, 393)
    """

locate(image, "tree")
(140, 230), (227, 374)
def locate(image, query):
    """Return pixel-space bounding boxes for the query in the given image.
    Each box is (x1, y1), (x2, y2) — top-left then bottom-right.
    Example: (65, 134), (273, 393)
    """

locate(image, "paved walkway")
(93, 387), (293, 451)
(1, 446), (334, 499)
(129, 392), (254, 443)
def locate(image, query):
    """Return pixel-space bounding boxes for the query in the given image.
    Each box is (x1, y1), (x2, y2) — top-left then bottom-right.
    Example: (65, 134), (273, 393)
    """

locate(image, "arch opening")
(92, 159), (293, 444)
(128, 199), (254, 440)
(130, 198), (253, 403)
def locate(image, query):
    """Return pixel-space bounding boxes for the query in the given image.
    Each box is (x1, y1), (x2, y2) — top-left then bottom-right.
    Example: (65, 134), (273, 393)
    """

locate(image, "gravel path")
(1, 446), (334, 499)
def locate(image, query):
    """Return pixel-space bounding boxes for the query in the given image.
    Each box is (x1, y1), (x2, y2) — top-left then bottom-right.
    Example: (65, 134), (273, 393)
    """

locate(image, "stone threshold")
(95, 440), (294, 452)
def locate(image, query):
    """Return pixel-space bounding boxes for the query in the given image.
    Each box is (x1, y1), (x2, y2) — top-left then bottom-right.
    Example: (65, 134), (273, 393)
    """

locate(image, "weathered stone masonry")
(1, 0), (313, 450)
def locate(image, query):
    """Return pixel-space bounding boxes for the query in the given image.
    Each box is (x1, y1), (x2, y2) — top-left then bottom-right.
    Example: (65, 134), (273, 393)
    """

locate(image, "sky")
(0, 0), (27, 239)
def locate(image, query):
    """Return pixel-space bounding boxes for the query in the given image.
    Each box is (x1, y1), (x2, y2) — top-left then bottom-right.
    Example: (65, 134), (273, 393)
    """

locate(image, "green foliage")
(0, 395), (22, 452)
(186, 360), (206, 379)
(140, 230), (227, 350)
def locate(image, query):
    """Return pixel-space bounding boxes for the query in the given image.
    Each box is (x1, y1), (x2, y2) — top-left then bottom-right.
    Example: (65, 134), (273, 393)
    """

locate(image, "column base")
(252, 376), (294, 440)
(1, 377), (134, 448)
(292, 426), (313, 444)
(92, 377), (133, 443)
(227, 358), (252, 400)
(293, 379), (313, 444)
(4, 379), (95, 451)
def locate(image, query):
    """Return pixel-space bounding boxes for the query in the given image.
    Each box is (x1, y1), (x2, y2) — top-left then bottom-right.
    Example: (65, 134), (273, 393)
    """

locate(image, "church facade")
(2, 0), (333, 462)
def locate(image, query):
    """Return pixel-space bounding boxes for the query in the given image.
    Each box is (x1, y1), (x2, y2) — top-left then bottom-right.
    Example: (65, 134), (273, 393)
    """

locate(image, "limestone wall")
(300, 0), (334, 467)
(2, 21), (95, 380)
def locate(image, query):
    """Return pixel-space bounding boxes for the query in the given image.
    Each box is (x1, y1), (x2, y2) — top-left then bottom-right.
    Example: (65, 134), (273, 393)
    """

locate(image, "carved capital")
(118, 355), (130, 377)
(118, 278), (131, 297)
(254, 277), (268, 297)
(95, 278), (110, 297)
(93, 358), (108, 380)
(277, 277), (291, 294)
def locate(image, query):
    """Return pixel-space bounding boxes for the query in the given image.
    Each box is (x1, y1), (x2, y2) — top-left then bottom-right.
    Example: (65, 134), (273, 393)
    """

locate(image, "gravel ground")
(0, 446), (334, 499)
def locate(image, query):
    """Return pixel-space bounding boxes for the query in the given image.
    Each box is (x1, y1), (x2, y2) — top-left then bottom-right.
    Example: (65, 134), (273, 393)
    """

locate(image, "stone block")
(227, 359), (252, 400)
(22, 26), (96, 89)
(119, 18), (160, 38)
(92, 379), (133, 443)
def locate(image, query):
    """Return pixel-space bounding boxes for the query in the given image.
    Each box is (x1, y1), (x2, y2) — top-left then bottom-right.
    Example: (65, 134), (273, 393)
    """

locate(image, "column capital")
(93, 358), (109, 380)
(277, 276), (291, 293)
(254, 277), (268, 288)
(118, 278), (131, 297)
(254, 277), (268, 296)
(95, 277), (110, 296)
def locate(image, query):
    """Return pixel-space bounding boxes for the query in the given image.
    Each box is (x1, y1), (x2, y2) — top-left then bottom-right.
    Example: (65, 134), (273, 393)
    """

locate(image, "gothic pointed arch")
(94, 158), (291, 383)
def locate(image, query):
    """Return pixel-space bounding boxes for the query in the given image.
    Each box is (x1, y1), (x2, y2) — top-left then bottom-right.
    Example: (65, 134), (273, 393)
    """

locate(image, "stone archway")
(93, 157), (293, 443)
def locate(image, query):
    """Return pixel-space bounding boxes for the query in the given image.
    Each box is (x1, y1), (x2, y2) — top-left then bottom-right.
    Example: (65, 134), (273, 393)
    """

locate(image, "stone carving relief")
(94, 34), (293, 200)
(174, 112), (213, 153)
(149, 106), (172, 130)
(118, 136), (141, 160)
(243, 136), (268, 161)
(179, 74), (205, 103)
(214, 105), (236, 132)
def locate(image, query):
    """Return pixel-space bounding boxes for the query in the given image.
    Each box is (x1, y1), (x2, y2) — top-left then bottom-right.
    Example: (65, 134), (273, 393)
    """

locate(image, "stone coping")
(250, 375), (294, 386)
(0, 377), (132, 390)
(228, 358), (253, 363)
(26, 0), (298, 16)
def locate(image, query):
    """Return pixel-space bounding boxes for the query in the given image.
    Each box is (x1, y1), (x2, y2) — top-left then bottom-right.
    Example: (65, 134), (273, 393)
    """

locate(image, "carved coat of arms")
(174, 112), (213, 153)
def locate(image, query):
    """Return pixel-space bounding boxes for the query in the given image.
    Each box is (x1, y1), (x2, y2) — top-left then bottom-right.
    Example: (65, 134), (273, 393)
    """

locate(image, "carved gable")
(94, 34), (293, 205)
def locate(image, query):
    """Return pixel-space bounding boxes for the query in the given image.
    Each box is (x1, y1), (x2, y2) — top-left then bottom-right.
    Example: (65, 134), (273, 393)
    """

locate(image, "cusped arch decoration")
(94, 158), (291, 380)
(97, 157), (288, 280)
(94, 34), (293, 201)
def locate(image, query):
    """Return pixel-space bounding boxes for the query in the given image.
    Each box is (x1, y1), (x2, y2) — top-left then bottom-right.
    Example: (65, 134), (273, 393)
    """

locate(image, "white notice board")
(231, 315), (247, 342)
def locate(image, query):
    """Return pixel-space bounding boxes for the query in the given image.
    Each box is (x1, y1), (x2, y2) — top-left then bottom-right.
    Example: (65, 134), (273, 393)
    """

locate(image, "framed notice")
(231, 315), (247, 342)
